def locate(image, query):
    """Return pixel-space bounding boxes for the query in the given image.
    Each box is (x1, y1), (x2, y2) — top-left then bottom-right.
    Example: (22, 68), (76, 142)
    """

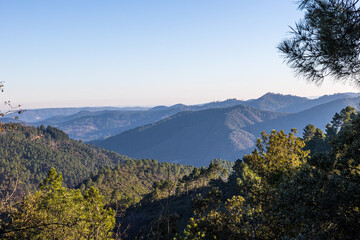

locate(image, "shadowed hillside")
(244, 92), (309, 112)
(36, 99), (248, 141)
(244, 96), (360, 138)
(94, 105), (288, 166)
(244, 92), (360, 113)
(94, 97), (360, 167)
(6, 106), (141, 122)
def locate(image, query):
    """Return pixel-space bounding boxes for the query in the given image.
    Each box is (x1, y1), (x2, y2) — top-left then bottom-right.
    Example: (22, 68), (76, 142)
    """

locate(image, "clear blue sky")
(0, 0), (357, 108)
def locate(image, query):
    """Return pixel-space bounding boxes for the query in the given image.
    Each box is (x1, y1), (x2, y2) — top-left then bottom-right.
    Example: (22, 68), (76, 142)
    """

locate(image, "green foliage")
(274, 109), (360, 238)
(80, 159), (193, 208)
(119, 162), (227, 239)
(0, 123), (130, 199)
(303, 124), (316, 141)
(302, 107), (356, 156)
(210, 159), (234, 175)
(0, 168), (115, 240)
(243, 129), (309, 185)
(279, 0), (360, 85)
(183, 190), (262, 240)
(176, 162), (228, 196)
(330, 106), (356, 132)
(303, 124), (329, 155)
(44, 125), (69, 141)
(183, 106), (360, 239)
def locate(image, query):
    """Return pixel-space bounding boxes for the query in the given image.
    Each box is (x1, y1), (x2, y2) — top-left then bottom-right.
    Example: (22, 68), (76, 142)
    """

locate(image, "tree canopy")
(182, 107), (360, 239)
(0, 168), (115, 240)
(278, 0), (360, 86)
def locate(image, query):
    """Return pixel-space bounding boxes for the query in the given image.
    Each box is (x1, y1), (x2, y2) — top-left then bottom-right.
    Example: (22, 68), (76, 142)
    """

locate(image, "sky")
(0, 0), (358, 109)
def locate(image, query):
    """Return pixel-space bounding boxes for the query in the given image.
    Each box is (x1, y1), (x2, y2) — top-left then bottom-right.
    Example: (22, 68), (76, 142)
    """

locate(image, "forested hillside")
(0, 122), (226, 239)
(78, 159), (194, 208)
(0, 123), (131, 198)
(2, 107), (360, 239)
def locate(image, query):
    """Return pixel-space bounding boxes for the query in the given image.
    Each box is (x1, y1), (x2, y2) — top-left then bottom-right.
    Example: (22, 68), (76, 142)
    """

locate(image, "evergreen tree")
(0, 168), (115, 240)
(279, 0), (360, 86)
(183, 129), (310, 239)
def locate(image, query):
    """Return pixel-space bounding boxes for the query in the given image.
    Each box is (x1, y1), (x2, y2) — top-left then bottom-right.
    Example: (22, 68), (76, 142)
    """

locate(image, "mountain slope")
(94, 105), (288, 166)
(244, 96), (360, 138)
(94, 97), (360, 167)
(7, 106), (148, 122)
(243, 92), (360, 113)
(36, 99), (248, 141)
(279, 92), (360, 112)
(7, 93), (360, 142)
(244, 92), (309, 112)
(0, 123), (131, 197)
(32, 93), (347, 141)
(78, 159), (193, 208)
(39, 108), (193, 141)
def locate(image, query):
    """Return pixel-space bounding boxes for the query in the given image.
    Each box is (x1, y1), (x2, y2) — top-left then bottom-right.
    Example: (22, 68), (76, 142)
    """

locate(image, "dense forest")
(1, 106), (360, 239)
(122, 106), (359, 239)
(77, 159), (194, 208)
(0, 123), (131, 196)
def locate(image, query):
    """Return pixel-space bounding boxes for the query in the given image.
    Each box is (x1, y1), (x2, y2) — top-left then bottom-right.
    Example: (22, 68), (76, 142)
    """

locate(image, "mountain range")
(7, 106), (149, 122)
(29, 99), (252, 141)
(6, 92), (359, 142)
(93, 105), (288, 166)
(3, 92), (360, 166)
(93, 95), (360, 166)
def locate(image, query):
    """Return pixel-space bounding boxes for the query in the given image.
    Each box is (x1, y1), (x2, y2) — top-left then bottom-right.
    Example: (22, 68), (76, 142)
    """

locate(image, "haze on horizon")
(1, 0), (357, 109)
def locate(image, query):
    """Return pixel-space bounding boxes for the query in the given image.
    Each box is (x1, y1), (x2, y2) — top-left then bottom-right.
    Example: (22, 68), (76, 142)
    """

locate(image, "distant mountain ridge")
(7, 106), (149, 122)
(244, 92), (360, 112)
(93, 95), (360, 167)
(244, 96), (360, 135)
(93, 105), (289, 166)
(3, 92), (360, 143)
(33, 99), (249, 141)
(244, 92), (309, 112)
